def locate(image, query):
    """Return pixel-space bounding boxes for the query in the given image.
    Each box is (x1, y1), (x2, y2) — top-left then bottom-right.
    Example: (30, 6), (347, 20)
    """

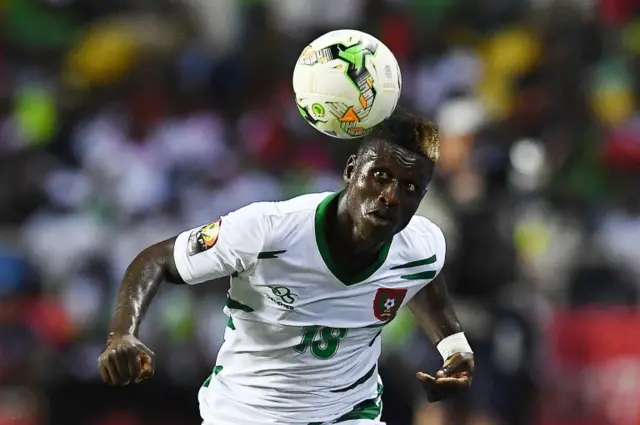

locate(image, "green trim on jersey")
(202, 365), (224, 387)
(390, 254), (436, 270)
(314, 192), (392, 286)
(308, 382), (383, 424)
(258, 250), (287, 259)
(368, 330), (382, 346)
(330, 364), (376, 393)
(226, 296), (254, 312)
(401, 270), (437, 280)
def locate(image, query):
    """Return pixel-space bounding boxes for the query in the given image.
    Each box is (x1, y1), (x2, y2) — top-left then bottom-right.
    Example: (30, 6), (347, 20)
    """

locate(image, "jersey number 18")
(293, 326), (348, 359)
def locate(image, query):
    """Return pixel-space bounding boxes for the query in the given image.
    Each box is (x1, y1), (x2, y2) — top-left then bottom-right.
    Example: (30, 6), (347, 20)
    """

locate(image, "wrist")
(108, 330), (134, 342)
(109, 320), (138, 339)
(436, 332), (472, 360)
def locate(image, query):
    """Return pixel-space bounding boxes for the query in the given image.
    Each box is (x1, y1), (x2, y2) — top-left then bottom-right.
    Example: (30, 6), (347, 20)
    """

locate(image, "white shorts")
(198, 386), (385, 425)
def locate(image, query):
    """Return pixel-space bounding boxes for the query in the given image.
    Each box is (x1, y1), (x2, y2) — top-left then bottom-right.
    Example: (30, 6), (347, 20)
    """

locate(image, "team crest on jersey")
(373, 288), (407, 321)
(188, 219), (221, 256)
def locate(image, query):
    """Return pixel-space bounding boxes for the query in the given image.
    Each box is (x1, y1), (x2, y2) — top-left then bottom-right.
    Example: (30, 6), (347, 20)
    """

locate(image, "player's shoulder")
(229, 192), (331, 240)
(231, 192), (329, 220)
(393, 215), (447, 265)
(403, 215), (445, 240)
(269, 192), (332, 217)
(232, 192), (330, 248)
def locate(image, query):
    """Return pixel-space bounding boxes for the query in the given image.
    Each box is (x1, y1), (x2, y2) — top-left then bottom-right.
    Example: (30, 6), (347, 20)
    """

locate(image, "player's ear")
(344, 155), (357, 183)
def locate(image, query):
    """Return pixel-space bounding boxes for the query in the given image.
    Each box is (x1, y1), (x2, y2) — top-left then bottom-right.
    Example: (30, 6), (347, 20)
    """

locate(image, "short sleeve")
(429, 222), (447, 279)
(410, 217), (447, 280)
(173, 202), (271, 285)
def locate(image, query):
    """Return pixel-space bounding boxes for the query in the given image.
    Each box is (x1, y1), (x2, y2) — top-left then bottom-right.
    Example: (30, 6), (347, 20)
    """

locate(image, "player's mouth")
(368, 210), (395, 226)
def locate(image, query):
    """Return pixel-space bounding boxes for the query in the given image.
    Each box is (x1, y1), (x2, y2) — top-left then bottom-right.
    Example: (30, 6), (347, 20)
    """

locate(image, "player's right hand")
(98, 334), (155, 386)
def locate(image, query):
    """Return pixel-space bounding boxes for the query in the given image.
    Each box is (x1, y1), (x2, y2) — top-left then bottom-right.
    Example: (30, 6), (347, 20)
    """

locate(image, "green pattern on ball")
(296, 101), (325, 126)
(338, 43), (369, 70)
(312, 103), (325, 117)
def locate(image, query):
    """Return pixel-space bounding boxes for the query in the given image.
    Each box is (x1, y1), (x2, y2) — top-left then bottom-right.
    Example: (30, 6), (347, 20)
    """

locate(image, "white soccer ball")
(293, 29), (402, 139)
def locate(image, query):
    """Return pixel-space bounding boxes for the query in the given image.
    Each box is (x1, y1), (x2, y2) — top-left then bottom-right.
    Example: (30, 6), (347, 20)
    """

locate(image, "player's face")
(344, 141), (432, 241)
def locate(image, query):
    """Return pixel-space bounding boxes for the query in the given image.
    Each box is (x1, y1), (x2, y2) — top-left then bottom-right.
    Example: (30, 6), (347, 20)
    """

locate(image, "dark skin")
(331, 141), (473, 400)
(99, 140), (473, 401)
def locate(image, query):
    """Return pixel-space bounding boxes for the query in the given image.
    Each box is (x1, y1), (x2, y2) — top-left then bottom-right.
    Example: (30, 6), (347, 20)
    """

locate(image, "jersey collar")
(314, 191), (392, 286)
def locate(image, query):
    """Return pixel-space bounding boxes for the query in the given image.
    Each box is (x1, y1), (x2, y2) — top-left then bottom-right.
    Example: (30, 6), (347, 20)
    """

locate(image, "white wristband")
(436, 332), (473, 360)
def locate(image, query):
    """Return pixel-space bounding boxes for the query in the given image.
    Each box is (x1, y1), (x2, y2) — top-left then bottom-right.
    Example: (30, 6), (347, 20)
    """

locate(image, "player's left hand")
(416, 352), (474, 402)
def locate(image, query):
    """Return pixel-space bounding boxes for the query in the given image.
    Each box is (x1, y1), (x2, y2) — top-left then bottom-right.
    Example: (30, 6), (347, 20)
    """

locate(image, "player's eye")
(405, 182), (417, 192)
(373, 170), (390, 181)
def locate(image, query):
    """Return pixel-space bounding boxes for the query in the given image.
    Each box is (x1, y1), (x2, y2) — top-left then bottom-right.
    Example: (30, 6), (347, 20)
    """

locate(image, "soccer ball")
(293, 29), (402, 139)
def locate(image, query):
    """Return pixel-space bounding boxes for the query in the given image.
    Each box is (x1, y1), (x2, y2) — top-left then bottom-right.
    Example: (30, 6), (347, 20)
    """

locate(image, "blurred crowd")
(1, 0), (640, 425)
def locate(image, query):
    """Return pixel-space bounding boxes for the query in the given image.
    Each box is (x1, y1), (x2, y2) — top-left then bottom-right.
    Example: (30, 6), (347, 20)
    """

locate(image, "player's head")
(343, 107), (439, 240)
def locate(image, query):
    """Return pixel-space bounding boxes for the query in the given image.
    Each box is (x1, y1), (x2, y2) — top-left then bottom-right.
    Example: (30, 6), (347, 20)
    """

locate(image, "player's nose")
(379, 183), (400, 207)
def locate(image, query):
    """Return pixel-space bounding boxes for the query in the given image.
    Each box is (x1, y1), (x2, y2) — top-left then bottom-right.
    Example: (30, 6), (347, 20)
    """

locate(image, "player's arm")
(406, 221), (474, 401)
(408, 274), (474, 401)
(110, 237), (184, 337)
(97, 237), (180, 386)
(408, 273), (473, 366)
(408, 273), (464, 350)
(98, 203), (269, 386)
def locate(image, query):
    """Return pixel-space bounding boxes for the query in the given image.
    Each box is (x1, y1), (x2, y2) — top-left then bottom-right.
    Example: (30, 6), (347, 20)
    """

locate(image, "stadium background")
(1, 0), (640, 424)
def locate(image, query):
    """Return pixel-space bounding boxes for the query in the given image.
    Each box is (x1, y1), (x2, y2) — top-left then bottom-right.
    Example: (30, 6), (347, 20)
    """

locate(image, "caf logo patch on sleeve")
(188, 219), (221, 256)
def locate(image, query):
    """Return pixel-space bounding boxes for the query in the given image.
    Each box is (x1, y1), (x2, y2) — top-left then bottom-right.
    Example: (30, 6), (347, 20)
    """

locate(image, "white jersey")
(173, 192), (446, 425)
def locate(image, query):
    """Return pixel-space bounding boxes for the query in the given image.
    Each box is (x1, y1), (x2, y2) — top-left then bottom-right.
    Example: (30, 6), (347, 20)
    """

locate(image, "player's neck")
(331, 193), (386, 263)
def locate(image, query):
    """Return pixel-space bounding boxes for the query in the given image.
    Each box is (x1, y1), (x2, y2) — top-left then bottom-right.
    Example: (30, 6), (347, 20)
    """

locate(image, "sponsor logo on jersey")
(267, 286), (296, 310)
(373, 288), (407, 321)
(188, 219), (221, 256)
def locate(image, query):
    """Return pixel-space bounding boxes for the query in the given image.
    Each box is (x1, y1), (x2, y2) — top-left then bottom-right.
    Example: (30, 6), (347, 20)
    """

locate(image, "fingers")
(416, 372), (436, 383)
(136, 351), (155, 382)
(435, 369), (470, 380)
(434, 376), (471, 388)
(138, 344), (155, 380)
(417, 372), (469, 386)
(98, 361), (112, 384)
(99, 346), (145, 386)
(99, 349), (123, 385)
(416, 370), (471, 403)
(125, 348), (141, 382)
(417, 353), (474, 402)
(441, 355), (465, 375)
(138, 344), (155, 359)
(113, 347), (133, 385)
(98, 336), (156, 386)
(441, 352), (475, 376)
(104, 348), (129, 385)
